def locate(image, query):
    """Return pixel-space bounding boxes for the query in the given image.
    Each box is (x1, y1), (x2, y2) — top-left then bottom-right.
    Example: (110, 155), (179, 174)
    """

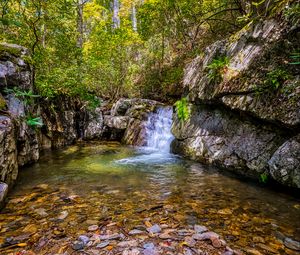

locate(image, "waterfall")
(116, 106), (176, 165)
(145, 106), (174, 152)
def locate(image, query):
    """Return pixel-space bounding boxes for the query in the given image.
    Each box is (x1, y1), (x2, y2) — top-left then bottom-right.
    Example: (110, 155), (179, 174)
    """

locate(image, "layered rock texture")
(172, 15), (300, 189)
(0, 43), (161, 206)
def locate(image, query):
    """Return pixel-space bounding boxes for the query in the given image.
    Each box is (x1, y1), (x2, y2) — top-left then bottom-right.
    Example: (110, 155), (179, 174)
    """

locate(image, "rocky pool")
(0, 142), (299, 255)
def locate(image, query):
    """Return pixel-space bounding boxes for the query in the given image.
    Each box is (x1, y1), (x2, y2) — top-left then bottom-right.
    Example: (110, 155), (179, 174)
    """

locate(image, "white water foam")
(116, 106), (176, 165)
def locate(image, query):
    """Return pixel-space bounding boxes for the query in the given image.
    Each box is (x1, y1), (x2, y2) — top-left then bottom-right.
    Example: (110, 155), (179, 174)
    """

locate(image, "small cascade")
(145, 106), (174, 152)
(116, 106), (176, 165)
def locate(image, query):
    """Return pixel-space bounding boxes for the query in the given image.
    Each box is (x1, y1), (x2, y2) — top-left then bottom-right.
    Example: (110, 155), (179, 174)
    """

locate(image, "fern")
(26, 117), (43, 127)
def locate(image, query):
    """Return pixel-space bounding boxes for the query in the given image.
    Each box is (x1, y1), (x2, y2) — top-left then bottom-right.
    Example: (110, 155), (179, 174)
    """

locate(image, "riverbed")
(0, 142), (299, 255)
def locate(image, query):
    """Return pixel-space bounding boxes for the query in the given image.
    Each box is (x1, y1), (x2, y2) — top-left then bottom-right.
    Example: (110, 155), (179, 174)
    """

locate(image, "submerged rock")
(284, 238), (300, 251)
(147, 224), (162, 234)
(72, 241), (85, 250)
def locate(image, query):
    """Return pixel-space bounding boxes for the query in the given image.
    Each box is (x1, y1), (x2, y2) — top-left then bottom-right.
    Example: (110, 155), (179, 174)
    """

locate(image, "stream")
(0, 108), (299, 255)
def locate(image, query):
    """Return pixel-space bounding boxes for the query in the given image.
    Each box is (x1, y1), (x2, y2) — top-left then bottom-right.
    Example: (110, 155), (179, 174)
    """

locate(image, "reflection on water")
(0, 141), (300, 254)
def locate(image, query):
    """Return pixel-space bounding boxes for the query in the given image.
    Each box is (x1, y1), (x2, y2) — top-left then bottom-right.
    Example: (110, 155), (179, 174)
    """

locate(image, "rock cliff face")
(0, 43), (161, 207)
(172, 15), (300, 189)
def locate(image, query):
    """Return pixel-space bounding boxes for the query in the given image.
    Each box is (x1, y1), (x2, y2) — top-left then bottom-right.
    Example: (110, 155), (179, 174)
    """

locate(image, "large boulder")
(184, 19), (300, 127)
(172, 105), (284, 177)
(83, 107), (104, 140)
(268, 135), (300, 188)
(0, 43), (32, 90)
(172, 13), (300, 188)
(103, 98), (162, 145)
(0, 116), (18, 186)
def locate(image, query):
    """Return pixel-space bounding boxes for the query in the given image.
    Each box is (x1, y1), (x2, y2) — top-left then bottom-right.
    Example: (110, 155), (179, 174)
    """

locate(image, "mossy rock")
(0, 94), (7, 110)
(0, 42), (28, 57)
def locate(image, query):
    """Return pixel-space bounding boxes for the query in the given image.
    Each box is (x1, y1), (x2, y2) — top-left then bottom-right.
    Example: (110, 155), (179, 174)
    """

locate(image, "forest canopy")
(0, 0), (292, 103)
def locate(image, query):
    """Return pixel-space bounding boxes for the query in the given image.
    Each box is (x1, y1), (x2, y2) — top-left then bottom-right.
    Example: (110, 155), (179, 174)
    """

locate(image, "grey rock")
(284, 237), (300, 251)
(104, 115), (130, 130)
(99, 233), (121, 240)
(88, 225), (98, 231)
(143, 243), (155, 249)
(79, 235), (90, 245)
(0, 182), (8, 208)
(96, 241), (110, 248)
(194, 225), (208, 234)
(172, 106), (283, 178)
(72, 241), (85, 250)
(147, 224), (161, 234)
(129, 229), (144, 235)
(268, 136), (300, 188)
(117, 240), (139, 247)
(84, 107), (104, 140)
(192, 231), (219, 241)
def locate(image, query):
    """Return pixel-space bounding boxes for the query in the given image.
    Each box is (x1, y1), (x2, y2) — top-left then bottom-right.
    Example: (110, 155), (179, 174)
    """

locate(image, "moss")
(0, 94), (7, 110)
(0, 43), (24, 57)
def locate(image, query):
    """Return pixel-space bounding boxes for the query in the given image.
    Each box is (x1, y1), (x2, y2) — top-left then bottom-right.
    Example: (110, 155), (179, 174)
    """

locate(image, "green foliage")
(207, 56), (229, 83)
(175, 97), (190, 123)
(259, 173), (268, 184)
(289, 52), (300, 65)
(255, 68), (290, 95)
(0, 0), (248, 101)
(4, 87), (40, 105)
(284, 2), (300, 25)
(26, 116), (43, 127)
(265, 69), (290, 90)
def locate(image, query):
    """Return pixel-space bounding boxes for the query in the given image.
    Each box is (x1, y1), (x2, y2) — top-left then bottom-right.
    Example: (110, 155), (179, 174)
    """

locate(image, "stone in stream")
(143, 243), (155, 249)
(96, 241), (110, 248)
(34, 208), (48, 217)
(122, 248), (141, 255)
(184, 236), (196, 247)
(88, 225), (98, 231)
(57, 210), (68, 220)
(222, 251), (234, 255)
(146, 224), (161, 234)
(118, 240), (139, 247)
(284, 237), (300, 251)
(78, 235), (90, 245)
(192, 231), (219, 241)
(72, 241), (85, 250)
(99, 233), (122, 240)
(129, 229), (144, 235)
(159, 233), (172, 239)
(194, 225), (208, 234)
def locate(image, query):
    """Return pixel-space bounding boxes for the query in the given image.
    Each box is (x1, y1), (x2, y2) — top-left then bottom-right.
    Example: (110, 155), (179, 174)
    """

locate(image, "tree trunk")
(112, 0), (120, 29)
(77, 0), (84, 48)
(132, 4), (137, 32)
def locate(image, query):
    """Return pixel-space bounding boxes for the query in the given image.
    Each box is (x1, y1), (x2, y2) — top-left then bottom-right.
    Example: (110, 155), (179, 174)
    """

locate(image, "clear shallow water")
(0, 142), (300, 254)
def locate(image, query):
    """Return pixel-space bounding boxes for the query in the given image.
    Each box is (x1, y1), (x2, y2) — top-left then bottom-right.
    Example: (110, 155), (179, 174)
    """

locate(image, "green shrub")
(266, 69), (290, 90)
(206, 56), (229, 83)
(255, 68), (290, 95)
(284, 3), (300, 25)
(175, 97), (190, 123)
